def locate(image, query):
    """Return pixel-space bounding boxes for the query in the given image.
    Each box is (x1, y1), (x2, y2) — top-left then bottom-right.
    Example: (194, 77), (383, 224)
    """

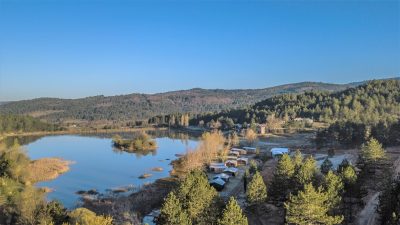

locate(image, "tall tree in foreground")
(158, 192), (191, 225)
(284, 183), (343, 225)
(218, 197), (248, 225)
(246, 171), (267, 205)
(294, 156), (317, 189)
(323, 171), (343, 210)
(270, 154), (295, 200)
(175, 170), (218, 223)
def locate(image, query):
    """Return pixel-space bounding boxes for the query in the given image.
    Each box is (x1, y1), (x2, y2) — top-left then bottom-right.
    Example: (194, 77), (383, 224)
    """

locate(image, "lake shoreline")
(0, 127), (169, 141)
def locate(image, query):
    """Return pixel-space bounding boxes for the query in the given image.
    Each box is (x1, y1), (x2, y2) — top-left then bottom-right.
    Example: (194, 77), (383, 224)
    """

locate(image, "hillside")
(191, 79), (400, 146)
(0, 82), (353, 123)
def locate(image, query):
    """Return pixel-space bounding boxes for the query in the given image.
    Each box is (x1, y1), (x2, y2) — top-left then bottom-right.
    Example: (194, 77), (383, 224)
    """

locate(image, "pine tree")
(246, 171), (267, 205)
(218, 197), (248, 225)
(270, 154), (295, 200)
(285, 183), (343, 225)
(323, 171), (343, 209)
(320, 158), (333, 174)
(340, 166), (357, 186)
(175, 170), (218, 222)
(361, 138), (386, 163)
(158, 192), (191, 225)
(295, 156), (317, 188)
(293, 150), (303, 169)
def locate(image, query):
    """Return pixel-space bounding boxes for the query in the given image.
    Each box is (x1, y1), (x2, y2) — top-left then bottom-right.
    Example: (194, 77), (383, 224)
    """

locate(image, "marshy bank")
(13, 131), (198, 208)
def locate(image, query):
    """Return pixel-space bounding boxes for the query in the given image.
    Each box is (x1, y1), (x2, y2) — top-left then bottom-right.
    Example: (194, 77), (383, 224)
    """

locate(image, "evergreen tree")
(361, 138), (386, 163)
(175, 170), (218, 222)
(246, 171), (267, 205)
(320, 158), (333, 174)
(218, 197), (248, 225)
(323, 171), (343, 209)
(293, 150), (303, 169)
(295, 156), (317, 188)
(285, 183), (343, 225)
(270, 154), (295, 200)
(158, 192), (191, 225)
(340, 166), (357, 187)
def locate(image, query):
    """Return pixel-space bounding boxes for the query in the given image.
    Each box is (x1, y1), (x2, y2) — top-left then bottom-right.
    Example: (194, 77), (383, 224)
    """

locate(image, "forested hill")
(0, 81), (354, 123)
(191, 79), (400, 146)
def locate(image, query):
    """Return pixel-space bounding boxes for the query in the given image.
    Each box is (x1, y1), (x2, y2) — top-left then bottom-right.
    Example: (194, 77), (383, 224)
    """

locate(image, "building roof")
(210, 177), (225, 186)
(271, 148), (289, 156)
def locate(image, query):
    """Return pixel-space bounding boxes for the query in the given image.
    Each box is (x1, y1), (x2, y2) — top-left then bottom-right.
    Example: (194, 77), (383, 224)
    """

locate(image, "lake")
(16, 131), (198, 208)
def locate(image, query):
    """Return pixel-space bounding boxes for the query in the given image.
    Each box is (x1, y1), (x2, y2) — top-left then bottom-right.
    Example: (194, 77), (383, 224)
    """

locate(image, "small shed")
(237, 157), (249, 165)
(231, 148), (247, 155)
(225, 160), (238, 167)
(223, 167), (239, 177)
(209, 163), (227, 173)
(210, 177), (225, 191)
(271, 148), (289, 158)
(243, 147), (257, 154)
(213, 173), (230, 182)
(227, 155), (238, 161)
(229, 151), (240, 157)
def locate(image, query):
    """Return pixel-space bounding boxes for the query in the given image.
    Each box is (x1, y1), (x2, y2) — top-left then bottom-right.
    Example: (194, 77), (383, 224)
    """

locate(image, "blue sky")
(0, 0), (399, 101)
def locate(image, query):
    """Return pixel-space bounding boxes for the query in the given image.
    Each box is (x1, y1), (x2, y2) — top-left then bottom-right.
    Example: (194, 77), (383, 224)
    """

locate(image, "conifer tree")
(270, 154), (295, 200)
(285, 183), (343, 225)
(175, 170), (218, 222)
(246, 171), (267, 205)
(295, 156), (317, 188)
(158, 192), (191, 225)
(293, 150), (303, 169)
(340, 166), (357, 186)
(218, 197), (248, 225)
(361, 138), (386, 163)
(323, 171), (343, 209)
(320, 158), (333, 174)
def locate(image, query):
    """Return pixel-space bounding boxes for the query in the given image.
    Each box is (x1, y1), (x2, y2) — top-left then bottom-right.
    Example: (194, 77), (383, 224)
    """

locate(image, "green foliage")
(246, 171), (267, 205)
(340, 165), (357, 186)
(249, 160), (258, 174)
(69, 208), (113, 225)
(0, 114), (60, 133)
(113, 132), (157, 152)
(1, 82), (348, 123)
(285, 183), (343, 225)
(270, 154), (295, 200)
(295, 157), (317, 188)
(218, 197), (248, 225)
(174, 170), (219, 223)
(158, 192), (191, 225)
(322, 171), (343, 209)
(293, 150), (303, 169)
(360, 138), (386, 162)
(320, 158), (333, 174)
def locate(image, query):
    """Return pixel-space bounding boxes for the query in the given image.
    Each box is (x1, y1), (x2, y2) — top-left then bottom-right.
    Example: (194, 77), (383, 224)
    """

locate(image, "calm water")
(20, 133), (198, 208)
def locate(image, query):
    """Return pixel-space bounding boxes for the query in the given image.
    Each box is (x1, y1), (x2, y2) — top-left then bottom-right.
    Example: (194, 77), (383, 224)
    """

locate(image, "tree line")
(0, 114), (61, 134)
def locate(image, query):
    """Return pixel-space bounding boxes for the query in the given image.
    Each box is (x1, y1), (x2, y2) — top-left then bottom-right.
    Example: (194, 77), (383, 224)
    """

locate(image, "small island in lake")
(112, 132), (157, 152)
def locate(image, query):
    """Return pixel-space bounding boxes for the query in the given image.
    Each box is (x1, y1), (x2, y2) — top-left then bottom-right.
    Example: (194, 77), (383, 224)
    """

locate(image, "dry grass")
(27, 158), (71, 183)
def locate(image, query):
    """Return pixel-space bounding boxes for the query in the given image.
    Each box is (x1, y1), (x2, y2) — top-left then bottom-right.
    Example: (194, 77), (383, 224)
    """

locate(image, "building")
(271, 147), (290, 158)
(256, 124), (267, 135)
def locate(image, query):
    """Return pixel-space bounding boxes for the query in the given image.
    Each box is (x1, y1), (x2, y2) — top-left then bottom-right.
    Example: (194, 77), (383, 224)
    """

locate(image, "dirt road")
(356, 192), (380, 225)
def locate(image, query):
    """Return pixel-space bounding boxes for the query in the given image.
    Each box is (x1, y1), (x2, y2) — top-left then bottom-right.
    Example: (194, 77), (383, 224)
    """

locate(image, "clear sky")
(0, 0), (399, 101)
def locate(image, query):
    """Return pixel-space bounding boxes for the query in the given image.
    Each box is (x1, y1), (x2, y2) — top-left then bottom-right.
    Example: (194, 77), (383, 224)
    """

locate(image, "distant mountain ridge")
(0, 78), (397, 123)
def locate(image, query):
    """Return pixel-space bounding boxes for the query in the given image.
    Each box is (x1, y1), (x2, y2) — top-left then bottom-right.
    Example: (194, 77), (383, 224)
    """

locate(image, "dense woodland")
(0, 82), (354, 123)
(186, 80), (400, 147)
(0, 114), (61, 134)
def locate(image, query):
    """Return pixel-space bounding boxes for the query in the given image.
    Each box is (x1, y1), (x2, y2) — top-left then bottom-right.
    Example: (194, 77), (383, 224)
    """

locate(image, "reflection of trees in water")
(111, 146), (158, 158)
(2, 135), (45, 147)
